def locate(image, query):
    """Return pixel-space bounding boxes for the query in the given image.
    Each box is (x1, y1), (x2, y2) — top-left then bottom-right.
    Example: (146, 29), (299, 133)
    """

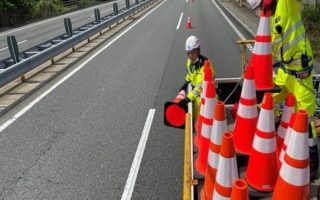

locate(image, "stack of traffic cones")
(278, 113), (296, 169)
(212, 132), (238, 199)
(276, 93), (295, 155)
(164, 90), (187, 128)
(233, 65), (258, 155)
(195, 81), (217, 175)
(186, 16), (192, 29)
(195, 60), (213, 148)
(250, 10), (273, 90)
(231, 179), (249, 200)
(200, 101), (227, 200)
(272, 110), (310, 200)
(245, 93), (277, 192)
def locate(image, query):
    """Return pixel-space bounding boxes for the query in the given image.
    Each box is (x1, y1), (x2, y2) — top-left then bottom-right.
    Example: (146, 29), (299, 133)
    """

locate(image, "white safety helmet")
(185, 36), (200, 52)
(247, 0), (261, 10)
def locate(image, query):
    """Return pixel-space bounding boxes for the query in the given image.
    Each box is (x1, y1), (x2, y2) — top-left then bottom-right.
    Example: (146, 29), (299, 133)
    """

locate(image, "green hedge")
(0, 0), (107, 28)
(302, 2), (320, 59)
(302, 2), (320, 29)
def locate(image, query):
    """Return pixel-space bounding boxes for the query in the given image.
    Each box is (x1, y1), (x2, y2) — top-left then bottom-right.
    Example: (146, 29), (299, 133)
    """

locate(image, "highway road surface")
(0, 0), (253, 199)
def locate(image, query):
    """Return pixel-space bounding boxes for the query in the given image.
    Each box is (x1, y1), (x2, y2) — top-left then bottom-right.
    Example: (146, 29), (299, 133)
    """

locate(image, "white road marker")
(211, 0), (253, 51)
(0, 40), (28, 52)
(0, 0), (167, 133)
(176, 12), (184, 30)
(120, 109), (156, 200)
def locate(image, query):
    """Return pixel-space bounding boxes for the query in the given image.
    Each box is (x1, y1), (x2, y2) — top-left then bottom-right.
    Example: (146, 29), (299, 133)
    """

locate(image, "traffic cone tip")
(293, 110), (308, 133)
(220, 132), (235, 158)
(262, 93), (273, 110)
(215, 101), (226, 121)
(286, 93), (295, 107)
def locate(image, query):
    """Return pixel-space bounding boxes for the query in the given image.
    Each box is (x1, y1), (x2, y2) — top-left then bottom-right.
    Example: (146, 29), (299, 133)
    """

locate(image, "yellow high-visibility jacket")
(272, 0), (313, 71)
(185, 55), (208, 101)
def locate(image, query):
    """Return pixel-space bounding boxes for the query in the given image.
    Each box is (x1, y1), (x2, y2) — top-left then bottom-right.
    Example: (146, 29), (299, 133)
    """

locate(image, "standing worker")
(261, 0), (319, 180)
(178, 36), (211, 120)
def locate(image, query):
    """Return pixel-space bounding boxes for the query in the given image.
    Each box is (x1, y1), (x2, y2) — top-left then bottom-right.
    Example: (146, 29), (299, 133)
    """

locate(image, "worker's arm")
(187, 68), (203, 101)
(180, 80), (190, 92)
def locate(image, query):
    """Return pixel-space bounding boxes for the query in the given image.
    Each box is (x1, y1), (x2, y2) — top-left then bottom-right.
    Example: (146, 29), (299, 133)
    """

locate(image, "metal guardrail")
(0, 0), (155, 87)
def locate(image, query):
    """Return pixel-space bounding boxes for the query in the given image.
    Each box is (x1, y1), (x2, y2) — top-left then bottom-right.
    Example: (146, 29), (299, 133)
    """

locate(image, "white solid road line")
(121, 109), (156, 200)
(211, 0), (253, 51)
(0, 40), (28, 52)
(176, 12), (184, 30)
(0, 0), (167, 135)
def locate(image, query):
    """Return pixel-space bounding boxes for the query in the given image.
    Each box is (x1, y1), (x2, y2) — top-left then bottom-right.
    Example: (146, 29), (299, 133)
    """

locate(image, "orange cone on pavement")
(212, 132), (238, 199)
(164, 90), (187, 128)
(186, 15), (192, 29)
(272, 110), (310, 200)
(245, 93), (277, 192)
(250, 10), (273, 90)
(278, 113), (296, 169)
(231, 179), (249, 200)
(233, 65), (258, 155)
(195, 81), (217, 175)
(200, 101), (227, 200)
(195, 61), (213, 148)
(276, 93), (295, 156)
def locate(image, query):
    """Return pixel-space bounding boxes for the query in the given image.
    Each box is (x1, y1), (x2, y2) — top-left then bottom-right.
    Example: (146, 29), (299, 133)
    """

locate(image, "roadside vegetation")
(302, 2), (320, 62)
(0, 0), (109, 29)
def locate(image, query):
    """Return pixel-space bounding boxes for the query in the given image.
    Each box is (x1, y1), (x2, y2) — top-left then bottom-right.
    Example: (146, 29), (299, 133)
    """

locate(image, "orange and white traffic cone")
(250, 10), (273, 90)
(231, 179), (249, 200)
(200, 101), (227, 200)
(272, 110), (310, 200)
(212, 132), (238, 199)
(195, 61), (213, 148)
(164, 90), (187, 128)
(195, 81), (217, 175)
(276, 93), (295, 158)
(278, 113), (296, 170)
(186, 15), (192, 29)
(245, 93), (277, 192)
(174, 90), (186, 103)
(233, 65), (258, 155)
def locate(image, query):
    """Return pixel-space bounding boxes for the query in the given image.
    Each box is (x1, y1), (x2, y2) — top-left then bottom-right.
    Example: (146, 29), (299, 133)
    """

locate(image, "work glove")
(178, 97), (191, 109)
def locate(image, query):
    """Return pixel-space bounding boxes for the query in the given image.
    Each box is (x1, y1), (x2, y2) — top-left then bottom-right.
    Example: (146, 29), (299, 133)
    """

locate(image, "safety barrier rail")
(183, 85), (197, 200)
(183, 113), (192, 200)
(0, 0), (156, 88)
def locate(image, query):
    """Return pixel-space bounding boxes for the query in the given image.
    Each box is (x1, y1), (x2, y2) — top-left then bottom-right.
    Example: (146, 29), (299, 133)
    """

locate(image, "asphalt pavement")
(0, 0), (255, 199)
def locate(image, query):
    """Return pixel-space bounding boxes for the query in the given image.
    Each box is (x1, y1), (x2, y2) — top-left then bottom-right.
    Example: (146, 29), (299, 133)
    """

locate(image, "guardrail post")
(113, 3), (118, 15)
(126, 0), (130, 9)
(94, 8), (101, 24)
(7, 35), (20, 64)
(64, 18), (73, 38)
(7, 35), (26, 82)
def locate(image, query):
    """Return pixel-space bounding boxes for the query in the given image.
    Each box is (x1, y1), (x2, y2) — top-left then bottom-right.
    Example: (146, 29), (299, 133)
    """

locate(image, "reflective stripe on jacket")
(185, 55), (208, 101)
(271, 0), (313, 71)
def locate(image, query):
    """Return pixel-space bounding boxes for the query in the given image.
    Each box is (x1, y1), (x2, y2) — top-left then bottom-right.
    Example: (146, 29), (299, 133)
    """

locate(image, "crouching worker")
(178, 35), (213, 121)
